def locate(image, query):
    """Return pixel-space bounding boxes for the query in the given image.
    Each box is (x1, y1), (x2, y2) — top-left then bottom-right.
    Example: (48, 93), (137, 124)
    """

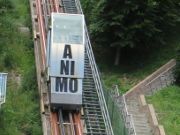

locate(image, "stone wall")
(125, 59), (176, 98)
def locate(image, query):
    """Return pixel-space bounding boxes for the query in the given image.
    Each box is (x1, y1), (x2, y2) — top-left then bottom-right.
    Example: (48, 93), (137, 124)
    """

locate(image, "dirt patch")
(8, 71), (21, 86)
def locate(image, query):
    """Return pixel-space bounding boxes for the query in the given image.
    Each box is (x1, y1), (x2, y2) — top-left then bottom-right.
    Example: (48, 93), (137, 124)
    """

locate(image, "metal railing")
(110, 86), (136, 135)
(103, 86), (128, 135)
(74, 0), (83, 14)
(122, 95), (136, 135)
(74, 1), (136, 134)
(75, 0), (114, 134)
(85, 32), (114, 135)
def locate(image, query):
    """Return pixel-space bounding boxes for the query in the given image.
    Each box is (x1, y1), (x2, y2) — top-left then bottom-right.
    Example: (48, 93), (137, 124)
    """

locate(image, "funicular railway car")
(47, 13), (85, 110)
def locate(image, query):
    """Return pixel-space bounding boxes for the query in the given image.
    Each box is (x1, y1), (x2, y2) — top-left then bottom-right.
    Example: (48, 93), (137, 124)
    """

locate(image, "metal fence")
(74, 1), (134, 134)
(104, 86), (129, 135)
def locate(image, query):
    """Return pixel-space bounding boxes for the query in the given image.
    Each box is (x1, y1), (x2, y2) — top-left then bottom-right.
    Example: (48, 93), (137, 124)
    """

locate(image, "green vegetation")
(104, 89), (128, 135)
(0, 0), (42, 134)
(175, 47), (180, 85)
(147, 86), (180, 135)
(81, 0), (180, 92)
(81, 1), (180, 135)
(81, 0), (180, 65)
(100, 40), (178, 92)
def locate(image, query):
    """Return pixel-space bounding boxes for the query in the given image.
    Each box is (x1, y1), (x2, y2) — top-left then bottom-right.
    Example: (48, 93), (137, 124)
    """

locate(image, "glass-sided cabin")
(47, 13), (85, 110)
(52, 13), (84, 45)
(0, 73), (8, 107)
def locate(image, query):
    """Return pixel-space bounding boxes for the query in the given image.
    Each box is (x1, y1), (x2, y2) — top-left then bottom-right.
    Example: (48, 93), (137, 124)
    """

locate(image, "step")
(135, 128), (153, 135)
(127, 106), (139, 111)
(127, 101), (140, 106)
(134, 121), (150, 127)
(83, 97), (99, 101)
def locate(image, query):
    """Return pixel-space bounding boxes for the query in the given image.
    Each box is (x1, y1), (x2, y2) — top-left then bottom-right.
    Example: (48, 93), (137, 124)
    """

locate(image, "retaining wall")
(139, 95), (166, 135)
(125, 59), (176, 98)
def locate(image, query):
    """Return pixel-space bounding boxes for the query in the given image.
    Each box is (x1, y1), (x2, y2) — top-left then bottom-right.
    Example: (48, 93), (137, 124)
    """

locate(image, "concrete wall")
(125, 59), (176, 98)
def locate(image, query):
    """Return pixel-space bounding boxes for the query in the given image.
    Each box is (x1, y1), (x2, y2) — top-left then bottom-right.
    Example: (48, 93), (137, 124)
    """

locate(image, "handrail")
(74, 0), (83, 14)
(122, 95), (136, 135)
(85, 33), (114, 135)
(145, 64), (175, 87)
(113, 85), (136, 135)
(75, 0), (114, 134)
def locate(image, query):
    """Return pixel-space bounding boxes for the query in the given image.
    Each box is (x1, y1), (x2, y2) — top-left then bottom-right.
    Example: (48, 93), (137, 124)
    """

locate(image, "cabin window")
(53, 14), (84, 44)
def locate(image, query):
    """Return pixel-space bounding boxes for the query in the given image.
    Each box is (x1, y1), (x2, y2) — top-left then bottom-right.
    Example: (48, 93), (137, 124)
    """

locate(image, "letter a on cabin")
(63, 44), (72, 59)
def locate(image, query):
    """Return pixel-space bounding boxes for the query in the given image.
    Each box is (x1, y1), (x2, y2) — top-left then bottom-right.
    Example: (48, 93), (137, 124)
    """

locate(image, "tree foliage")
(83, 0), (180, 47)
(0, 0), (14, 13)
(176, 47), (180, 85)
(81, 0), (180, 64)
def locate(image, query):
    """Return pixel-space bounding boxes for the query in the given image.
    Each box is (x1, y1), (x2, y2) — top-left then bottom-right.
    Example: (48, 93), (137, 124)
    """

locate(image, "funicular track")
(29, 0), (113, 134)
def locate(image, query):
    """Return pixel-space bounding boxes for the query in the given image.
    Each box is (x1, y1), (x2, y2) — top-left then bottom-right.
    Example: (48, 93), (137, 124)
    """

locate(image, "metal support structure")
(59, 109), (66, 135)
(0, 73), (8, 108)
(112, 86), (136, 135)
(58, 110), (78, 135)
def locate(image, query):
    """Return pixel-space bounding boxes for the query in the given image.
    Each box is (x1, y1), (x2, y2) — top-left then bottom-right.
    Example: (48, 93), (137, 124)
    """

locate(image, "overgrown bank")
(80, 1), (180, 135)
(0, 0), (42, 134)
(100, 41), (178, 92)
(80, 0), (180, 92)
(147, 86), (180, 135)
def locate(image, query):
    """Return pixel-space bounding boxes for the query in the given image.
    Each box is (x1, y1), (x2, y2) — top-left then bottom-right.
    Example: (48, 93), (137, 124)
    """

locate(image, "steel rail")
(41, 0), (49, 33)
(29, 1), (52, 135)
(48, 0), (55, 12)
(51, 112), (61, 135)
(69, 113), (76, 135)
(52, 0), (60, 12)
(33, 0), (84, 134)
(36, 0), (47, 69)
(45, 0), (51, 15)
(57, 110), (82, 135)
(73, 112), (83, 135)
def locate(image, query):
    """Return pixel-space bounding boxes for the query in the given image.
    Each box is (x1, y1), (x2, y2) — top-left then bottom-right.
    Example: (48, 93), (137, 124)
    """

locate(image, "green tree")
(81, 0), (180, 65)
(0, 0), (13, 11)
(176, 47), (180, 84)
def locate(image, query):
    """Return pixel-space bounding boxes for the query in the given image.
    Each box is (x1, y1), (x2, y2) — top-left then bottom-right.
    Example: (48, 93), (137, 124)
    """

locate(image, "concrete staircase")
(126, 98), (153, 135)
(124, 60), (176, 135)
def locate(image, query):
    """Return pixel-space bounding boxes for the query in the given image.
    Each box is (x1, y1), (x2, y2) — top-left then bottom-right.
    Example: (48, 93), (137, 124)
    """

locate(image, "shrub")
(175, 47), (180, 85)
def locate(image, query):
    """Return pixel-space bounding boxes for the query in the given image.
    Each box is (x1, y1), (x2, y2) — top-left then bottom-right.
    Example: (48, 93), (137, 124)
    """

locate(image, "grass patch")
(0, 0), (42, 134)
(100, 40), (178, 92)
(146, 85), (180, 135)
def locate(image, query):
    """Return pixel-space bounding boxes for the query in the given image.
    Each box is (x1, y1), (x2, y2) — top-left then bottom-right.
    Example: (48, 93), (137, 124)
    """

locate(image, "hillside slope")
(0, 0), (42, 134)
